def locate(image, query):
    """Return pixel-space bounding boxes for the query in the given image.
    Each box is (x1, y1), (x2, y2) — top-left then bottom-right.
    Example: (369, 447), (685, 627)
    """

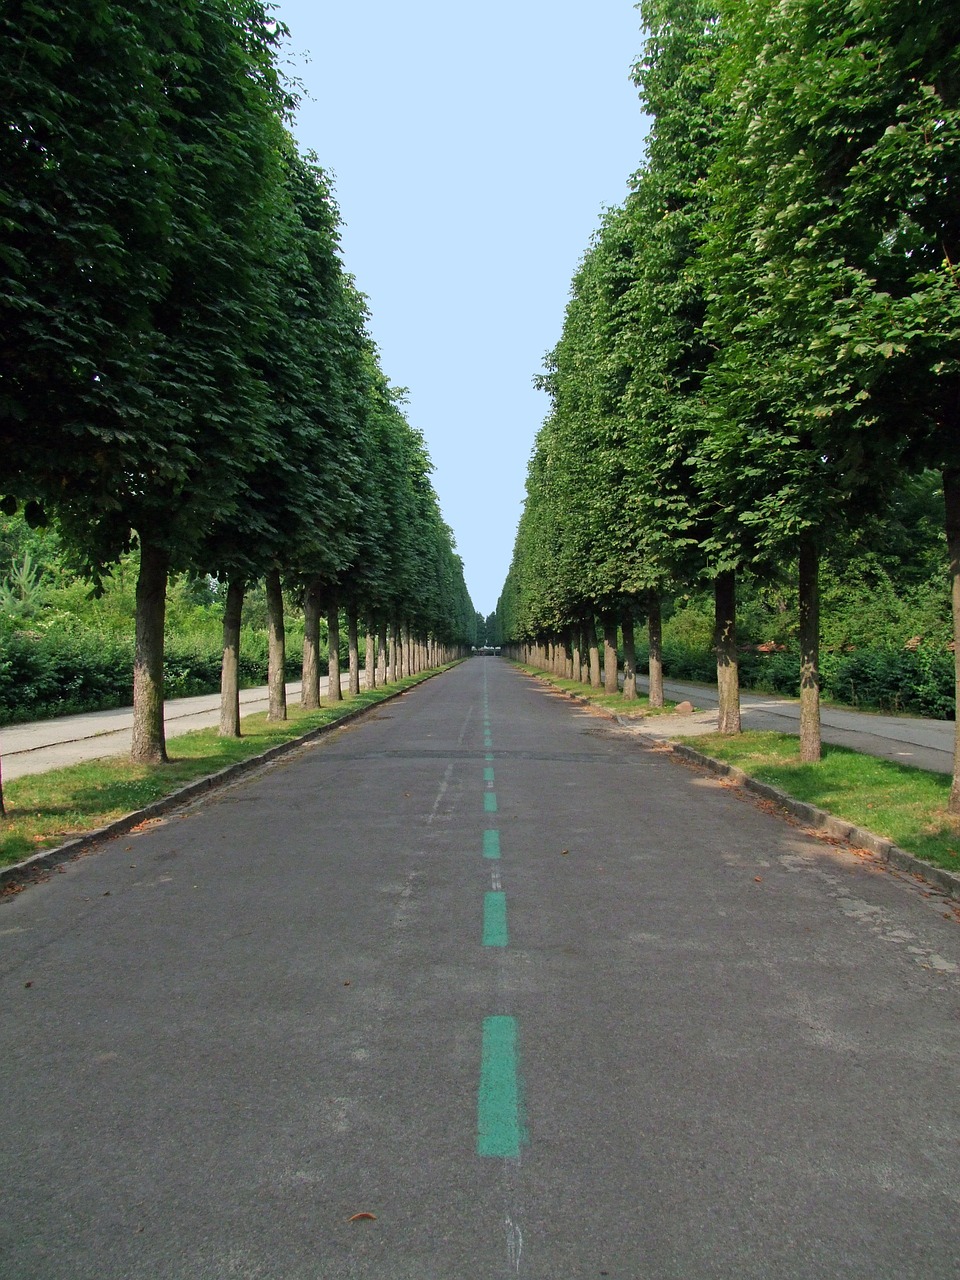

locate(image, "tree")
(699, 0), (959, 782)
(625, 0), (742, 730)
(1, 0), (292, 762)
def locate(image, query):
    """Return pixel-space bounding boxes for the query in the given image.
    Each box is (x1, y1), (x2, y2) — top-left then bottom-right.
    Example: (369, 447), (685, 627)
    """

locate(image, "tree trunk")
(588, 621), (602, 689)
(622, 610), (637, 700)
(388, 624), (397, 682)
(402, 622), (411, 677)
(348, 608), (360, 695)
(714, 570), (741, 735)
(378, 620), (388, 685)
(365, 616), (376, 690)
(219, 578), (245, 737)
(570, 626), (582, 683)
(131, 541), (169, 763)
(603, 616), (619, 694)
(301, 577), (322, 710)
(647, 588), (664, 709)
(327, 599), (342, 701)
(266, 568), (287, 722)
(0, 751), (6, 818)
(945, 466), (960, 814)
(798, 532), (821, 763)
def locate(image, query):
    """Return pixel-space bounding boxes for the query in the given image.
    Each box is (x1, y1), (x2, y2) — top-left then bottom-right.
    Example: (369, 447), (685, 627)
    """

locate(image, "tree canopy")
(497, 0), (960, 804)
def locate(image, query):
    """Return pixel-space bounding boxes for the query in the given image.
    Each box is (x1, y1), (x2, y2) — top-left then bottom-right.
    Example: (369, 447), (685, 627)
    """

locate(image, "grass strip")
(684, 731), (960, 873)
(512, 663), (677, 719)
(0, 671), (446, 868)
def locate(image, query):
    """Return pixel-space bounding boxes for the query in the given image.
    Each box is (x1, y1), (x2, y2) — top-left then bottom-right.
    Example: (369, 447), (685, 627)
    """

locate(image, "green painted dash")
(485, 753), (494, 762)
(477, 1016), (527, 1158)
(484, 792), (498, 813)
(482, 891), (508, 946)
(484, 767), (495, 782)
(483, 829), (501, 859)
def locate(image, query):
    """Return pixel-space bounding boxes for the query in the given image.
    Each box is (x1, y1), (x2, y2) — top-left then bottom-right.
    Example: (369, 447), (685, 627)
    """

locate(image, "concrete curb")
(668, 740), (960, 902)
(0, 670), (449, 894)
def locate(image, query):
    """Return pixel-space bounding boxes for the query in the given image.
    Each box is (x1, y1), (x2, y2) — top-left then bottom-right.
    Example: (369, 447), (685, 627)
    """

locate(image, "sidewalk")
(1, 678), (354, 780)
(625, 676), (956, 775)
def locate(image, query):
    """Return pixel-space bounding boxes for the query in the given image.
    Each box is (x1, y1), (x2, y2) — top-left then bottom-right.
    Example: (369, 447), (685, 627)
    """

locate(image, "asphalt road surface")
(1, 658), (958, 1278)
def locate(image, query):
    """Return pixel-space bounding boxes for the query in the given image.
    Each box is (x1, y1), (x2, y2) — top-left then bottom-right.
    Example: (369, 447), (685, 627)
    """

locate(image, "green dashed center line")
(482, 890), (508, 946)
(477, 1016), (526, 1157)
(483, 829), (501, 859)
(477, 671), (527, 1161)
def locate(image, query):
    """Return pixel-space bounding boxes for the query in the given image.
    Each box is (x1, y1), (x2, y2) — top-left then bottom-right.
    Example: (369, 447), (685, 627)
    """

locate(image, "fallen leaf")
(348, 1212), (376, 1222)
(343, 980), (351, 986)
(754, 876), (763, 883)
(561, 849), (569, 856)
(24, 981), (32, 989)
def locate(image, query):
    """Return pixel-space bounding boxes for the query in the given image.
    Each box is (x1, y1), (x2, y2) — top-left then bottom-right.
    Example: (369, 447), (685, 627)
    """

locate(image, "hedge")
(0, 630), (305, 726)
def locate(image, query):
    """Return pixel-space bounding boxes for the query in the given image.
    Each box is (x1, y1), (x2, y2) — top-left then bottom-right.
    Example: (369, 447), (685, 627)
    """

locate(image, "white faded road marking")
(427, 761), (455, 825)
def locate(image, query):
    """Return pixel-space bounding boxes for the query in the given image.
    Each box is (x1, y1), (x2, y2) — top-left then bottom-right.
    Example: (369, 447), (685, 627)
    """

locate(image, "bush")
(821, 644), (955, 719)
(0, 631), (134, 724)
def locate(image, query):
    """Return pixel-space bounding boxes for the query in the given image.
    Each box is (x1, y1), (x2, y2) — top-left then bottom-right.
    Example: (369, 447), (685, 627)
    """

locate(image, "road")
(3, 670), (955, 785)
(631, 675), (956, 775)
(1, 658), (958, 1277)
(1, 678), (346, 780)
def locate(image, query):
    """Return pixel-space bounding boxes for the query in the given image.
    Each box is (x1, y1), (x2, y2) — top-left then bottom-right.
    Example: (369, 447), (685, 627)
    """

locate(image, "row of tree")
(0, 0), (475, 814)
(495, 0), (960, 809)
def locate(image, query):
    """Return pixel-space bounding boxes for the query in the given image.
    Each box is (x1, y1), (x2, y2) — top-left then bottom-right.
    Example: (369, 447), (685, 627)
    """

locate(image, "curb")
(668, 740), (960, 902)
(0, 671), (448, 894)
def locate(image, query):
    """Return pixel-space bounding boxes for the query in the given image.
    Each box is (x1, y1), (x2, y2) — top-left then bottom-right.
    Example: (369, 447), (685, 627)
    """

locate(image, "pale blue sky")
(270, 1), (648, 615)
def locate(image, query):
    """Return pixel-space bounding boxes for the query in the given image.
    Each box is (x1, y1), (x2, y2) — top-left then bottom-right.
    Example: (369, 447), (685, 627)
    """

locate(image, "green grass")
(0, 672), (443, 868)
(513, 664), (677, 718)
(685, 731), (960, 873)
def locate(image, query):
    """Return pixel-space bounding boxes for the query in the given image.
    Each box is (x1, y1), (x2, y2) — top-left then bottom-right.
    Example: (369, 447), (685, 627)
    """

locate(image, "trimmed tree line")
(496, 0), (960, 810)
(0, 0), (475, 815)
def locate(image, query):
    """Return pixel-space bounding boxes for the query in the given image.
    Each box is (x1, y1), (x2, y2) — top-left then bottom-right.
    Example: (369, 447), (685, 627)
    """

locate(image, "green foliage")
(0, 3), (475, 760)
(497, 0), (959, 779)
(0, 551), (46, 621)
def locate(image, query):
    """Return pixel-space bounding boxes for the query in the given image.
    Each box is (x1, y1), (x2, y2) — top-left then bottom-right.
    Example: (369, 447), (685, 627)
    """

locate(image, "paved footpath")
(1, 658), (959, 1278)
(630, 676), (956, 775)
(1, 678), (345, 780)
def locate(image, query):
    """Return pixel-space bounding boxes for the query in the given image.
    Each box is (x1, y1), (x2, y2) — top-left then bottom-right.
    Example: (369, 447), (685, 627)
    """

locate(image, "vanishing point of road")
(1, 659), (958, 1278)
